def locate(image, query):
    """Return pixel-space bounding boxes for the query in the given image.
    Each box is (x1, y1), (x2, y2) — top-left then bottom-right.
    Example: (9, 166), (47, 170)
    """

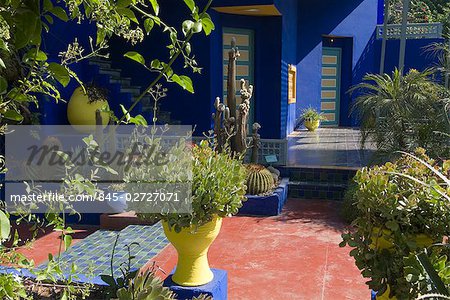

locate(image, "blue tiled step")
(36, 224), (169, 285)
(288, 180), (347, 201)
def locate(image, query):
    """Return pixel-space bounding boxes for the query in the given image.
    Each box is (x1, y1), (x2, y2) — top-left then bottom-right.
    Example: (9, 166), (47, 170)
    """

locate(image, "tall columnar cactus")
(245, 164), (274, 195)
(212, 38), (256, 157)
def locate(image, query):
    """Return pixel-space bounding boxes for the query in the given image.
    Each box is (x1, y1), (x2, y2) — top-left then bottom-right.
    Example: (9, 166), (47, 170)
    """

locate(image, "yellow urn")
(162, 217), (222, 286)
(376, 285), (397, 300)
(304, 120), (320, 131)
(67, 86), (110, 133)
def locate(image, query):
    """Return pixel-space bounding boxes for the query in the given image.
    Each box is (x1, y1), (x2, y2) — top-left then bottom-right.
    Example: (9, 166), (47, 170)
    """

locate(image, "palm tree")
(350, 68), (450, 159)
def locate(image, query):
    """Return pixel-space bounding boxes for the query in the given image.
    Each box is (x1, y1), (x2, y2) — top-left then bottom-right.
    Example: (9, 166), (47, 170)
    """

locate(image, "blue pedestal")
(237, 178), (289, 216)
(163, 269), (228, 300)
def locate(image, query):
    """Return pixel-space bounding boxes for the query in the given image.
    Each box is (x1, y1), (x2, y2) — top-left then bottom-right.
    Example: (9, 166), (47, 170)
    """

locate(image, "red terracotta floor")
(147, 199), (369, 300)
(9, 200), (369, 299)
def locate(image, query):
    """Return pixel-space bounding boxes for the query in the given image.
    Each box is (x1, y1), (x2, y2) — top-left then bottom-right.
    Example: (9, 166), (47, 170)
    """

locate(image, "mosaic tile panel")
(38, 224), (168, 282)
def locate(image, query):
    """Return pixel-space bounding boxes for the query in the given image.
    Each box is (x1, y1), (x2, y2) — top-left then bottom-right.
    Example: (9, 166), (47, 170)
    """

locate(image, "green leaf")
(43, 0), (54, 11)
(124, 51), (145, 65)
(0, 58), (4, 69)
(150, 59), (161, 69)
(0, 77), (6, 94)
(23, 48), (47, 63)
(148, 0), (159, 15)
(129, 114), (148, 126)
(183, 0), (195, 12)
(117, 0), (132, 8)
(44, 14), (54, 24)
(172, 74), (194, 93)
(14, 10), (39, 49)
(3, 110), (24, 122)
(182, 20), (194, 36)
(100, 274), (117, 287)
(385, 220), (399, 231)
(0, 210), (10, 241)
(64, 234), (72, 250)
(97, 28), (106, 46)
(51, 6), (69, 21)
(192, 21), (202, 33)
(201, 16), (214, 36)
(48, 62), (70, 87)
(117, 8), (138, 24)
(144, 18), (154, 34)
(185, 42), (191, 56)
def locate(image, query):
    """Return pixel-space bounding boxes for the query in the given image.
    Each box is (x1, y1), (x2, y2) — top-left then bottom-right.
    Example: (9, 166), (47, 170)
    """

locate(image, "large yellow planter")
(304, 120), (320, 131)
(370, 228), (434, 299)
(162, 217), (222, 286)
(67, 86), (110, 133)
(370, 227), (434, 251)
(376, 285), (396, 300)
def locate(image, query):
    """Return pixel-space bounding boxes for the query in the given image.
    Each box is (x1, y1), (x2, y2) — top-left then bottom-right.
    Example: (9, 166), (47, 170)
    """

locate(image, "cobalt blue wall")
(296, 0), (378, 127)
(275, 0), (298, 138)
(107, 2), (283, 139)
(378, 38), (444, 73)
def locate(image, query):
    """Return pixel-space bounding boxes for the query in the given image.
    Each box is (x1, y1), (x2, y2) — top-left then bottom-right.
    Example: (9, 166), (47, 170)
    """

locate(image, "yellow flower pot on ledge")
(162, 217), (222, 286)
(304, 120), (320, 131)
(67, 86), (110, 133)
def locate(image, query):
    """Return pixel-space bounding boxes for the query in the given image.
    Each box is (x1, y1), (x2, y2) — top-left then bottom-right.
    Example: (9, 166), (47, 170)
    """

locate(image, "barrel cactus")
(245, 164), (275, 195)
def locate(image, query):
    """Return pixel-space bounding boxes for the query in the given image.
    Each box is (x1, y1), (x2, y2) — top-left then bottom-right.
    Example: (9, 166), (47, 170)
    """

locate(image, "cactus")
(245, 164), (274, 195)
(212, 38), (256, 158)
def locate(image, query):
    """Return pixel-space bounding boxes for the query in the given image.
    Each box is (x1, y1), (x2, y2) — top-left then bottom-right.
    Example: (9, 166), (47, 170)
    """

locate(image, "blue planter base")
(237, 178), (289, 216)
(163, 269), (228, 300)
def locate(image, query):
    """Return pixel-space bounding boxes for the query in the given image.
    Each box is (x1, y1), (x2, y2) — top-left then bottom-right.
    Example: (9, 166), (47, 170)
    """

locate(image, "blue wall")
(38, 0), (444, 140)
(296, 0), (378, 128)
(275, 0), (298, 138)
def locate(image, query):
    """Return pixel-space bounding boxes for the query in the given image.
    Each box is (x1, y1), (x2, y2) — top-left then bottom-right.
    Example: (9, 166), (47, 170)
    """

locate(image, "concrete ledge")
(164, 269), (227, 300)
(237, 178), (289, 216)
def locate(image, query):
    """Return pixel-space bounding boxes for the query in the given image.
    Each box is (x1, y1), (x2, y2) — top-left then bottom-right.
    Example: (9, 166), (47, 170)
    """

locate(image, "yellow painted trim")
(213, 4), (281, 16)
(323, 113), (336, 121)
(321, 90), (336, 99)
(321, 102), (336, 110)
(223, 34), (249, 46)
(322, 55), (338, 64)
(321, 79), (336, 87)
(322, 67), (337, 76)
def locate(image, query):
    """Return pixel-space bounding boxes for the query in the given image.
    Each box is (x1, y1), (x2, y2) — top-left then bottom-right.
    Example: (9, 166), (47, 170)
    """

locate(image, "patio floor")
(288, 128), (376, 169)
(10, 199), (368, 299)
(147, 199), (368, 300)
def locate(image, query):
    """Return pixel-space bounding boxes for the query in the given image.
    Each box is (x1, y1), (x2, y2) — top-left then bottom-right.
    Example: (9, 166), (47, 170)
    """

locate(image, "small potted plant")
(300, 107), (326, 131)
(340, 148), (450, 299)
(131, 140), (247, 286)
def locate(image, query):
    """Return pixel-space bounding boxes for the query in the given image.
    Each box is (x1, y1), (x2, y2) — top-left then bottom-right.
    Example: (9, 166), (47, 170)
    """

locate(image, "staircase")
(280, 166), (357, 201)
(87, 58), (180, 125)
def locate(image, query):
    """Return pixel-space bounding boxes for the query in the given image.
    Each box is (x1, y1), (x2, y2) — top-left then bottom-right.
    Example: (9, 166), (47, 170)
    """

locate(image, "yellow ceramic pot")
(370, 228), (434, 251)
(162, 217), (222, 286)
(370, 227), (394, 250)
(67, 86), (110, 133)
(376, 285), (397, 300)
(304, 120), (320, 131)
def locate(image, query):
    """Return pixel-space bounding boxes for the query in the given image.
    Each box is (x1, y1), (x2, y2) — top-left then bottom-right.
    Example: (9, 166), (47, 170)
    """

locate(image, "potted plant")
(340, 148), (450, 300)
(300, 107), (326, 131)
(131, 140), (247, 286)
(67, 84), (110, 132)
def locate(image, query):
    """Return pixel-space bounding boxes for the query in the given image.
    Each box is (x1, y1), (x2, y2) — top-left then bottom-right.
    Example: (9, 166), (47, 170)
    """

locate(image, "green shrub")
(340, 148), (450, 299)
(300, 107), (326, 122)
(136, 141), (247, 232)
(339, 181), (360, 224)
